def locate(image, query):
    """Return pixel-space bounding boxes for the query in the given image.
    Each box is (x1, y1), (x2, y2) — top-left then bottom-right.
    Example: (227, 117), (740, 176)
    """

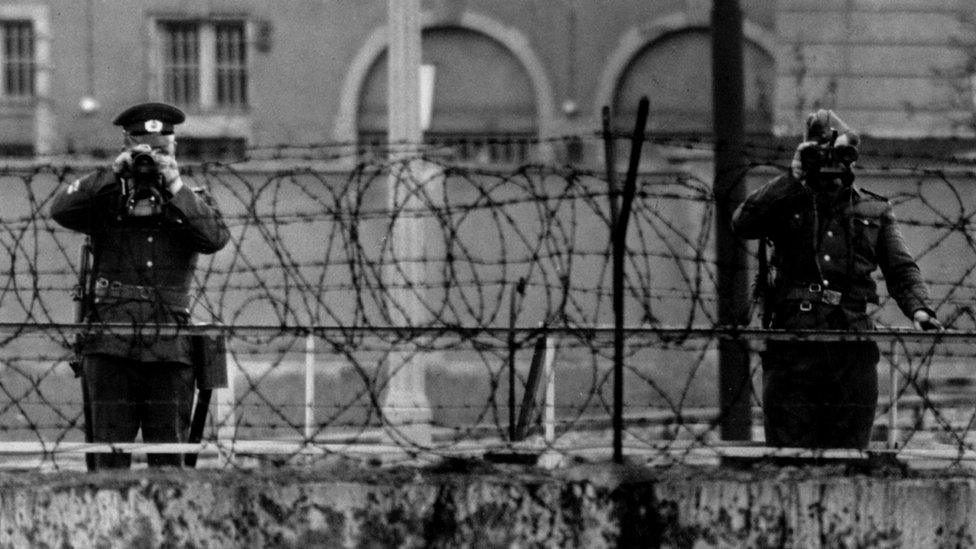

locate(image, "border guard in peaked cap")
(49, 102), (230, 471)
(112, 102), (186, 135)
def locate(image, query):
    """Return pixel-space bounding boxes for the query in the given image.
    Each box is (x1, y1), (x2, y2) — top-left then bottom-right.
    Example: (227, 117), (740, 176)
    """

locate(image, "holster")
(191, 333), (228, 389)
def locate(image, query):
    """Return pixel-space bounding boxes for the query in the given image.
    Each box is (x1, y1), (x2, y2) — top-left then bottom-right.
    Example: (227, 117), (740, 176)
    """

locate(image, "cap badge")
(144, 119), (163, 133)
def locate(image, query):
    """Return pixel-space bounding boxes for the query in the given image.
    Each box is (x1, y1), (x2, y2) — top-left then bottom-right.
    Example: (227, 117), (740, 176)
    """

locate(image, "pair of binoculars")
(119, 151), (166, 217)
(799, 140), (859, 173)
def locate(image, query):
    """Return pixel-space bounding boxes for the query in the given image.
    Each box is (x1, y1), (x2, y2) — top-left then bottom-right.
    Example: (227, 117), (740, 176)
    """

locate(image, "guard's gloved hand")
(913, 309), (944, 331)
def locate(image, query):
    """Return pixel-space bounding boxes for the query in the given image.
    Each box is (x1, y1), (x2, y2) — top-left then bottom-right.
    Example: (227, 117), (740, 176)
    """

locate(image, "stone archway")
(593, 13), (779, 134)
(356, 25), (540, 164)
(334, 10), (556, 160)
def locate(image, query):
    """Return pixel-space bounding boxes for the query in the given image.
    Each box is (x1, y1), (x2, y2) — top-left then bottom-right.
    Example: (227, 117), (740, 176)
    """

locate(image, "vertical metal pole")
(304, 332), (315, 441)
(888, 343), (900, 449)
(602, 107), (619, 224)
(612, 97), (649, 463)
(507, 278), (525, 441)
(712, 0), (752, 441)
(216, 348), (237, 466)
(543, 336), (556, 444)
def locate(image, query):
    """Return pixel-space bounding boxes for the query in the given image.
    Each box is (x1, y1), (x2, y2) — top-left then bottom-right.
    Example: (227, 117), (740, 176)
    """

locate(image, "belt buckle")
(823, 289), (842, 306)
(799, 300), (813, 312)
(95, 277), (109, 289)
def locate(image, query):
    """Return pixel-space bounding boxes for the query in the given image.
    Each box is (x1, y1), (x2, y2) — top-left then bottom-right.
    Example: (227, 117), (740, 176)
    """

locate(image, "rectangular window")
(159, 20), (248, 110)
(1, 19), (35, 98)
(160, 22), (200, 105)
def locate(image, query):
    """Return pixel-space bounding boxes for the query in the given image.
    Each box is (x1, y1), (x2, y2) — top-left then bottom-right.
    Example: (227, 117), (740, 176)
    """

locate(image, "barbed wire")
(0, 133), (975, 471)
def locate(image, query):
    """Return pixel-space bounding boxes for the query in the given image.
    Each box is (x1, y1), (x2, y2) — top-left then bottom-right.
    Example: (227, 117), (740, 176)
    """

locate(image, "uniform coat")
(51, 166), (229, 468)
(732, 173), (932, 448)
(51, 168), (230, 364)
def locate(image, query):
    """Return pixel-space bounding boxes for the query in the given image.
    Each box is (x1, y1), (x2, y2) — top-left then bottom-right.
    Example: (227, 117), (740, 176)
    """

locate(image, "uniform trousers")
(82, 353), (195, 469)
(762, 304), (880, 449)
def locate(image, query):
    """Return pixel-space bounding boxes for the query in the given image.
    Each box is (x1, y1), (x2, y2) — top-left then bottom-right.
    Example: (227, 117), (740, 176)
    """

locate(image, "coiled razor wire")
(0, 132), (974, 470)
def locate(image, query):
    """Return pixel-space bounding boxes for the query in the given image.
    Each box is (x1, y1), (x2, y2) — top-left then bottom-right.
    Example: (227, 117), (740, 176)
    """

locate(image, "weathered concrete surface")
(0, 461), (974, 548)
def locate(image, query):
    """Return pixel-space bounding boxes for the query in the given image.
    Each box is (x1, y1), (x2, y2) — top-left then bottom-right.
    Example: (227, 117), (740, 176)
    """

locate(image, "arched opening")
(357, 27), (538, 164)
(613, 29), (774, 135)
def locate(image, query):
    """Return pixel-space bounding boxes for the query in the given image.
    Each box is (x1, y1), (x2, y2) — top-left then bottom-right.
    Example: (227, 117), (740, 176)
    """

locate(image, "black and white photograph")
(0, 0), (975, 546)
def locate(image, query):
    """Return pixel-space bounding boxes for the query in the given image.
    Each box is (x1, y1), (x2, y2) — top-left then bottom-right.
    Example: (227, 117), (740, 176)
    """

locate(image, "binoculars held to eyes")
(800, 109), (860, 178)
(798, 139), (859, 175)
(118, 148), (166, 218)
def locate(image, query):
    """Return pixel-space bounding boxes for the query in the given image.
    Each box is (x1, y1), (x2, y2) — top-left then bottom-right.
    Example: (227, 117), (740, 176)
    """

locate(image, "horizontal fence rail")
(1, 133), (976, 470)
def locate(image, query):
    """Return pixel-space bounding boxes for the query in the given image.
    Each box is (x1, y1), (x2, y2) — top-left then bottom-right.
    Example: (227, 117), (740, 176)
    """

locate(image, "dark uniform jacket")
(731, 173), (930, 324)
(50, 168), (230, 364)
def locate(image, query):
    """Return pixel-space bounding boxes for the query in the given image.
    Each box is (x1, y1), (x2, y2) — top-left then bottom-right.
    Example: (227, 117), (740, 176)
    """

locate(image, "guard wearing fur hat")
(732, 110), (942, 449)
(50, 102), (230, 470)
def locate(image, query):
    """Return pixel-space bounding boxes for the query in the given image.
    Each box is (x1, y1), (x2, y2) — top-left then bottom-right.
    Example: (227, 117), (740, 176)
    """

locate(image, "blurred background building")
(0, 0), (974, 162)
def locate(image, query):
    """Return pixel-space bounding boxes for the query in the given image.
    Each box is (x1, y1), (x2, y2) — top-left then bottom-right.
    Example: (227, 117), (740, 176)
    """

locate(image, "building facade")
(0, 0), (972, 161)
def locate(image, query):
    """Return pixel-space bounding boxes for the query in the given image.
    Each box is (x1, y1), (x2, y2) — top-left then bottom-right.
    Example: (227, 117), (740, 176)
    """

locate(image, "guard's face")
(124, 132), (176, 156)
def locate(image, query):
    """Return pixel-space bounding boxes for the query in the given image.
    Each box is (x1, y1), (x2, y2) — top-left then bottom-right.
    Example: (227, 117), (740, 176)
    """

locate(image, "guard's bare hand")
(150, 151), (181, 186)
(112, 144), (152, 174)
(913, 309), (943, 331)
(790, 140), (819, 182)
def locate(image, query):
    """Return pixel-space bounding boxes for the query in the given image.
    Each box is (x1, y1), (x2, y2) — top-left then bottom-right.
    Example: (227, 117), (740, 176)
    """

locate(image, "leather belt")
(92, 277), (190, 310)
(783, 283), (865, 312)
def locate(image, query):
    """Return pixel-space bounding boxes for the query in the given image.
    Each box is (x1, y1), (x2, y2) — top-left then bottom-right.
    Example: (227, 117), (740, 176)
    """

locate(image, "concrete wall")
(2, 464), (975, 547)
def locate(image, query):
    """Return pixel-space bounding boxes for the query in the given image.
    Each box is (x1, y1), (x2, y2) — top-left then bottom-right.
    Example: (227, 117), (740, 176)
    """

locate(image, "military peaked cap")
(113, 102), (185, 135)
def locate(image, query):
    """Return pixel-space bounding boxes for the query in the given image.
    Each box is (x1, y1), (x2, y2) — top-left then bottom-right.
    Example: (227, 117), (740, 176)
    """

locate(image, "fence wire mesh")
(0, 132), (975, 470)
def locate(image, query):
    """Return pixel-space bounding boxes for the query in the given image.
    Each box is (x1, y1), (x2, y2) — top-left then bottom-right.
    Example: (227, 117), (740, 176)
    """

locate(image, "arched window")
(358, 27), (538, 164)
(613, 29), (774, 135)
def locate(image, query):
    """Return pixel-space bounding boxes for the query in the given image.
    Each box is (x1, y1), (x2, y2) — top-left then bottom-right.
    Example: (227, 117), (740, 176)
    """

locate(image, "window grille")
(159, 20), (248, 109)
(160, 22), (201, 106)
(1, 20), (34, 98)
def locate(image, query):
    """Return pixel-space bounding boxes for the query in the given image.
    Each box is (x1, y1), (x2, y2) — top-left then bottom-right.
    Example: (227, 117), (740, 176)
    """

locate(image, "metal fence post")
(712, 0), (752, 441)
(508, 278), (526, 441)
(305, 332), (315, 442)
(216, 348), (237, 464)
(888, 342), (900, 449)
(609, 96), (648, 463)
(542, 335), (557, 444)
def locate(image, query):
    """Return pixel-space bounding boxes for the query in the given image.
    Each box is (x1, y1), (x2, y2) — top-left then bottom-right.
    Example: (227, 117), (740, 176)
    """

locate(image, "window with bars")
(159, 20), (248, 109)
(1, 19), (35, 98)
(161, 22), (200, 106)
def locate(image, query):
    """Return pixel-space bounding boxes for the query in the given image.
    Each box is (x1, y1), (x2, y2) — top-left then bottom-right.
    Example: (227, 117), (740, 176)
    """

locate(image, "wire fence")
(0, 130), (975, 470)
